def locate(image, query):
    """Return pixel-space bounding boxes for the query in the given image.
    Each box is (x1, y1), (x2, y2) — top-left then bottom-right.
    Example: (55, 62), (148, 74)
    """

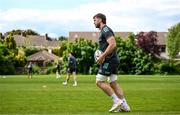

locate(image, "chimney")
(0, 33), (3, 39)
(48, 49), (52, 54)
(0, 33), (2, 39)
(45, 33), (48, 40)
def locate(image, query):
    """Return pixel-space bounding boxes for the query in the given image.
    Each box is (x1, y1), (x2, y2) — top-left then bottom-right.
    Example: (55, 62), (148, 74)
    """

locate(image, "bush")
(89, 63), (99, 75)
(116, 36), (154, 75)
(174, 61), (180, 74)
(24, 48), (40, 56)
(159, 61), (179, 74)
(46, 66), (56, 74)
(32, 65), (41, 74)
(0, 63), (15, 75)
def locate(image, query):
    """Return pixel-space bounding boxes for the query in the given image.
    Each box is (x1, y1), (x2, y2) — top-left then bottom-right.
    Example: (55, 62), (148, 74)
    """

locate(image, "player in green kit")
(93, 13), (130, 112)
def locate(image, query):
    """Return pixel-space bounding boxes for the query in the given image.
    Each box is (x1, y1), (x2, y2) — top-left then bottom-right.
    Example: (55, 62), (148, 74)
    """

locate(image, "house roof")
(13, 35), (59, 48)
(156, 32), (167, 45)
(27, 50), (60, 62)
(69, 32), (131, 42)
(69, 31), (167, 45)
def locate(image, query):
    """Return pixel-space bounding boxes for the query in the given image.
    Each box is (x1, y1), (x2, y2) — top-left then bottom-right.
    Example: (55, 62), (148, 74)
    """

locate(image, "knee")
(110, 81), (117, 88)
(96, 81), (102, 87)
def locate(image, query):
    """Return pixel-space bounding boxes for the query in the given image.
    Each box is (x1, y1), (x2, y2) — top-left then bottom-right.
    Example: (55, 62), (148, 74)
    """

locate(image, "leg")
(28, 73), (30, 79)
(63, 73), (70, 85)
(66, 73), (70, 82)
(28, 70), (30, 79)
(56, 71), (58, 79)
(109, 74), (130, 112)
(29, 70), (32, 79)
(110, 81), (124, 99)
(29, 73), (32, 79)
(96, 81), (114, 96)
(72, 72), (77, 86)
(56, 71), (61, 79)
(96, 74), (122, 112)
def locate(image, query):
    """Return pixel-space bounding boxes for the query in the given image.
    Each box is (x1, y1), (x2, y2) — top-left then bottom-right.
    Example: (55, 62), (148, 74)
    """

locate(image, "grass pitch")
(0, 75), (180, 115)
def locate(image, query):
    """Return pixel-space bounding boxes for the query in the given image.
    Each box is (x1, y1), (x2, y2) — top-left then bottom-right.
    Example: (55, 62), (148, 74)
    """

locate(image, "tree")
(62, 38), (97, 74)
(166, 22), (180, 59)
(0, 42), (16, 74)
(24, 29), (39, 35)
(14, 48), (27, 67)
(5, 29), (39, 36)
(24, 48), (40, 56)
(58, 40), (68, 57)
(4, 33), (16, 49)
(135, 31), (160, 57)
(116, 34), (154, 74)
(58, 36), (68, 41)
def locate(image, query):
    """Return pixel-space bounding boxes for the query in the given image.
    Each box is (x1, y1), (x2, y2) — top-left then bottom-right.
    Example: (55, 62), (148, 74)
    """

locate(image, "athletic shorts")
(98, 61), (119, 76)
(28, 68), (32, 74)
(96, 74), (117, 83)
(67, 68), (76, 74)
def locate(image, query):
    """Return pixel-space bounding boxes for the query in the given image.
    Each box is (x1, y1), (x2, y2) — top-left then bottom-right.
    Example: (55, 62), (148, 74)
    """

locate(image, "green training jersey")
(98, 25), (120, 63)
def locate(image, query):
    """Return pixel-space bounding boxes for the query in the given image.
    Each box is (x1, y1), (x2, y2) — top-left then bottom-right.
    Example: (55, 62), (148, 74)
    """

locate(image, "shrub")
(46, 66), (56, 74)
(159, 61), (179, 74)
(0, 63), (15, 75)
(32, 65), (41, 74)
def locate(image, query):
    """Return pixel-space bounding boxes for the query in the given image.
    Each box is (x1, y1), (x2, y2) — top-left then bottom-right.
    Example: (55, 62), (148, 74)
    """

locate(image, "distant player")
(27, 62), (33, 79)
(63, 52), (77, 86)
(55, 62), (61, 79)
(93, 13), (130, 112)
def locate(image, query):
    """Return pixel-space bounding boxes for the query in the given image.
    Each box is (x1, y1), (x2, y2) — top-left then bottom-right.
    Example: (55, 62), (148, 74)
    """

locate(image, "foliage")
(136, 31), (160, 57)
(89, 63), (99, 75)
(116, 34), (154, 74)
(46, 66), (56, 74)
(52, 48), (61, 57)
(0, 42), (16, 75)
(5, 29), (39, 36)
(14, 48), (27, 67)
(57, 40), (68, 57)
(4, 33), (17, 50)
(58, 36), (68, 41)
(159, 60), (180, 75)
(62, 38), (98, 74)
(32, 65), (41, 75)
(24, 48), (40, 56)
(0, 62), (15, 75)
(166, 22), (180, 59)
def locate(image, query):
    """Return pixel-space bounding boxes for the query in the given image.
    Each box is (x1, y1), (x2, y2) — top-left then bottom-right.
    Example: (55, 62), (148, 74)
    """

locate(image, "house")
(69, 31), (167, 52)
(69, 31), (174, 59)
(13, 34), (59, 49)
(27, 50), (60, 66)
(69, 32), (132, 42)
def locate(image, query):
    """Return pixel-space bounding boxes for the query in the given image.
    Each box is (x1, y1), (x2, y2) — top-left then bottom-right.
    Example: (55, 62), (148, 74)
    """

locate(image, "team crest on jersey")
(103, 27), (109, 33)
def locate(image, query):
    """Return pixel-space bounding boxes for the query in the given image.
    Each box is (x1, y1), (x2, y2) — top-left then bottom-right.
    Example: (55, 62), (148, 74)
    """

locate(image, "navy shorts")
(67, 68), (77, 74)
(28, 68), (32, 74)
(98, 61), (119, 76)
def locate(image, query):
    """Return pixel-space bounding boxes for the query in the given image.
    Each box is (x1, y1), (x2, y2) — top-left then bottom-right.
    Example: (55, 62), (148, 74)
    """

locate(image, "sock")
(74, 81), (77, 85)
(111, 93), (119, 103)
(122, 98), (126, 103)
(122, 98), (129, 106)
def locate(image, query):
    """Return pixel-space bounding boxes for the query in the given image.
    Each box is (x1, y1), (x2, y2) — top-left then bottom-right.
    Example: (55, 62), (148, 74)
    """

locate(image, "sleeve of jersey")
(103, 30), (114, 40)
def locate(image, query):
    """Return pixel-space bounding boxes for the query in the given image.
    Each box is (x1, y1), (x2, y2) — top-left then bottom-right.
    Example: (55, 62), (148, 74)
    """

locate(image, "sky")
(0, 0), (180, 38)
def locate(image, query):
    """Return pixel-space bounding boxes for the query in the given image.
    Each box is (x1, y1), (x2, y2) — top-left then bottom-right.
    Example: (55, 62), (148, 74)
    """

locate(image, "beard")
(95, 23), (100, 28)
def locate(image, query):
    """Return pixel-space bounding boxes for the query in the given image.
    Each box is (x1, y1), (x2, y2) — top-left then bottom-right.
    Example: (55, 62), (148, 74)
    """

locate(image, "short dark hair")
(93, 13), (106, 24)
